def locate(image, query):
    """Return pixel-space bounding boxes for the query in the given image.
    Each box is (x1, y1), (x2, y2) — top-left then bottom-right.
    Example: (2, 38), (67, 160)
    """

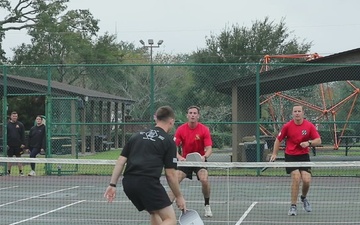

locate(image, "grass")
(50, 149), (121, 159)
(77, 149), (121, 159)
(48, 149), (122, 175)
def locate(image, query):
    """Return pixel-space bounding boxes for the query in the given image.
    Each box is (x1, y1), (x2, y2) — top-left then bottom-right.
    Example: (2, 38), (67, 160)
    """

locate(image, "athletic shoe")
(302, 197), (312, 212)
(204, 205), (213, 217)
(19, 172), (24, 176)
(288, 205), (297, 216)
(28, 170), (36, 176)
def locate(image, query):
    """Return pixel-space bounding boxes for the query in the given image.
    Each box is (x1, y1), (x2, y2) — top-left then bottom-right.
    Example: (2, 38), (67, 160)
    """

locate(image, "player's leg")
(144, 177), (176, 225)
(28, 147), (40, 176)
(15, 147), (24, 176)
(150, 205), (176, 225)
(290, 170), (301, 204)
(301, 170), (311, 196)
(197, 168), (212, 217)
(286, 167), (300, 216)
(285, 153), (301, 216)
(197, 168), (210, 199)
(300, 169), (312, 212)
(167, 169), (187, 201)
(7, 146), (14, 175)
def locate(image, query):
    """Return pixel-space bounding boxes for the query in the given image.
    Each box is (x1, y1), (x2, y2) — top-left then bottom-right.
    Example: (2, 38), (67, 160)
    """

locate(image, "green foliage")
(319, 128), (356, 144)
(212, 132), (232, 149)
(189, 17), (312, 128)
(7, 96), (45, 130)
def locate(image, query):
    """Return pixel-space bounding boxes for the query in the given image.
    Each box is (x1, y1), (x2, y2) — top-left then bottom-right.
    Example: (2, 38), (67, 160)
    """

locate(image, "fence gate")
(46, 96), (82, 175)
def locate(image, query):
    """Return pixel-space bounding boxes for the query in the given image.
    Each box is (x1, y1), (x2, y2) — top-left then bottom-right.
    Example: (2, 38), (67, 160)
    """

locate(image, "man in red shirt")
(172, 105), (213, 217)
(270, 105), (321, 216)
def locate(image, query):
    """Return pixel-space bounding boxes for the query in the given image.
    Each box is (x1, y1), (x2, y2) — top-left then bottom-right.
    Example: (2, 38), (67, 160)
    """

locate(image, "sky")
(2, 0), (360, 59)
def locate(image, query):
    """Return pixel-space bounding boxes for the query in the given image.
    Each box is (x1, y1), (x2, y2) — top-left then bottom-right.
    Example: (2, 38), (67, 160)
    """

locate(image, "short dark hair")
(155, 106), (175, 121)
(293, 105), (304, 110)
(187, 105), (200, 113)
(11, 111), (18, 115)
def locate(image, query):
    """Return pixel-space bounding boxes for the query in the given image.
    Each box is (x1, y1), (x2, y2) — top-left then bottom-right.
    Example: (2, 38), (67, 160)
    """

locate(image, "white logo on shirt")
(142, 129), (159, 141)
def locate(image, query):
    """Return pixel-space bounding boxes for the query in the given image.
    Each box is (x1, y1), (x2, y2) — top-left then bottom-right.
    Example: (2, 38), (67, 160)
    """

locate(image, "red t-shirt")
(277, 119), (320, 155)
(174, 122), (212, 157)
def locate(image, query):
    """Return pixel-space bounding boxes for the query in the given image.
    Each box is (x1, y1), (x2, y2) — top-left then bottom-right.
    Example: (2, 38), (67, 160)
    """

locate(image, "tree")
(119, 52), (194, 121)
(10, 6), (138, 87)
(10, 5), (100, 79)
(190, 17), (313, 131)
(0, 0), (72, 62)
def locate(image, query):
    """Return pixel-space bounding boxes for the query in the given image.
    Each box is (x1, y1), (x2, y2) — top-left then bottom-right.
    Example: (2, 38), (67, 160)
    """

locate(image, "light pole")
(139, 39), (163, 120)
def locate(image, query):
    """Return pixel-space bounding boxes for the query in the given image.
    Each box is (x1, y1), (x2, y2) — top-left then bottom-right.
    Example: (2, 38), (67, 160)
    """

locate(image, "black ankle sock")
(205, 198), (210, 206)
(291, 204), (296, 207)
(7, 170), (10, 174)
(301, 195), (306, 200)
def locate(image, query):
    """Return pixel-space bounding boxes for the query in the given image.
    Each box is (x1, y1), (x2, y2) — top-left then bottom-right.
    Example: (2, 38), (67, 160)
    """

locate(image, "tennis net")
(1, 157), (360, 224)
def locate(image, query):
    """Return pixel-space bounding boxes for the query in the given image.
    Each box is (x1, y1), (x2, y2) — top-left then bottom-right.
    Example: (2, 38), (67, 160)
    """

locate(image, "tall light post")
(139, 39), (163, 120)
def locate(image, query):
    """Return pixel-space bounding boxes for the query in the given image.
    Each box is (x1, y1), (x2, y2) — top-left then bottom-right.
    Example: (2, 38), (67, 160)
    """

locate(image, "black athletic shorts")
(122, 175), (172, 212)
(285, 153), (311, 174)
(177, 166), (207, 180)
(7, 146), (23, 157)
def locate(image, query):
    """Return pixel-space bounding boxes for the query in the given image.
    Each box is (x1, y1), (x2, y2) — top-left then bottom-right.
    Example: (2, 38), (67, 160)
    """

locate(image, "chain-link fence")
(1, 63), (360, 170)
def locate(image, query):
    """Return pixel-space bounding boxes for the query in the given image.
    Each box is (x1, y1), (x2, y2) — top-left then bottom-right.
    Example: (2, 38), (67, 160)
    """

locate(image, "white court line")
(9, 200), (85, 225)
(235, 202), (257, 225)
(0, 186), (80, 207)
(0, 186), (18, 190)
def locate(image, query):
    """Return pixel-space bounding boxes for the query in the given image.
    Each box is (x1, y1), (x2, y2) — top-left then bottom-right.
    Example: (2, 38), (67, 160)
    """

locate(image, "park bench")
(102, 141), (114, 151)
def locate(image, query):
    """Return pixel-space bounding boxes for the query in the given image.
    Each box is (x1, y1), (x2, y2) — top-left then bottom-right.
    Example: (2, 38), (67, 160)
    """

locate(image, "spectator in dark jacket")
(27, 115), (46, 176)
(7, 111), (26, 176)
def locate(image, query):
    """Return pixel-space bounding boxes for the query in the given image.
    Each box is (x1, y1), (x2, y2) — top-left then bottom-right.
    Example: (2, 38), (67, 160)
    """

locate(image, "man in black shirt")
(7, 111), (26, 176)
(104, 106), (186, 225)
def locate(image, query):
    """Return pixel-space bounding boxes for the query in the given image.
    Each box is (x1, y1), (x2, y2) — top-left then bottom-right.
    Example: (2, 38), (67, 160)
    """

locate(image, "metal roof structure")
(0, 74), (134, 104)
(216, 48), (360, 95)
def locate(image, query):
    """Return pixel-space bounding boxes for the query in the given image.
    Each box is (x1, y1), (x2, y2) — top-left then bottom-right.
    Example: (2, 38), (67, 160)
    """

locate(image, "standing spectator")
(171, 105), (213, 217)
(7, 111), (26, 176)
(27, 115), (46, 176)
(270, 105), (321, 216)
(104, 106), (186, 225)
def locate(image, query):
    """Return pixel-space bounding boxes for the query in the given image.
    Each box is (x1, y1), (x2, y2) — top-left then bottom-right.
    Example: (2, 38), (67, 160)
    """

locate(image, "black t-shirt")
(121, 126), (177, 178)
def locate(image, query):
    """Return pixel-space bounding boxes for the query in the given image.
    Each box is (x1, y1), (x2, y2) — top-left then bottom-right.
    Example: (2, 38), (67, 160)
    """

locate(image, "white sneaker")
(204, 205), (213, 217)
(28, 170), (36, 176)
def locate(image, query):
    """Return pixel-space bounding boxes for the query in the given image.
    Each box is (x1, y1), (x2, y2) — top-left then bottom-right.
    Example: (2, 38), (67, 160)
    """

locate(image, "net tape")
(1, 157), (359, 168)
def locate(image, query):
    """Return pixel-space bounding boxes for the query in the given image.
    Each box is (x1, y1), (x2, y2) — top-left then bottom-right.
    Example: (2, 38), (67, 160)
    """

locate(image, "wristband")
(109, 183), (116, 187)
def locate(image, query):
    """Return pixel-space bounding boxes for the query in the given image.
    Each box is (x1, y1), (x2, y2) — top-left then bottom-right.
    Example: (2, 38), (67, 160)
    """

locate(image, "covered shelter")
(0, 74), (134, 155)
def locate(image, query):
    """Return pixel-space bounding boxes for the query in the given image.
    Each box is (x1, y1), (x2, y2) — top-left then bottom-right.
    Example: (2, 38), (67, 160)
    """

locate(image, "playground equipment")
(259, 53), (360, 149)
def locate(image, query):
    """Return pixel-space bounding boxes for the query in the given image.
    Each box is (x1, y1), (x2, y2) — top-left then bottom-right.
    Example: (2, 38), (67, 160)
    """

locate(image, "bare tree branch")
(1, 24), (33, 31)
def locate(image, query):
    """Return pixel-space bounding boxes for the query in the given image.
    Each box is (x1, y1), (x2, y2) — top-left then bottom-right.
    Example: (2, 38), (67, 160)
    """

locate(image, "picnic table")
(338, 136), (360, 156)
